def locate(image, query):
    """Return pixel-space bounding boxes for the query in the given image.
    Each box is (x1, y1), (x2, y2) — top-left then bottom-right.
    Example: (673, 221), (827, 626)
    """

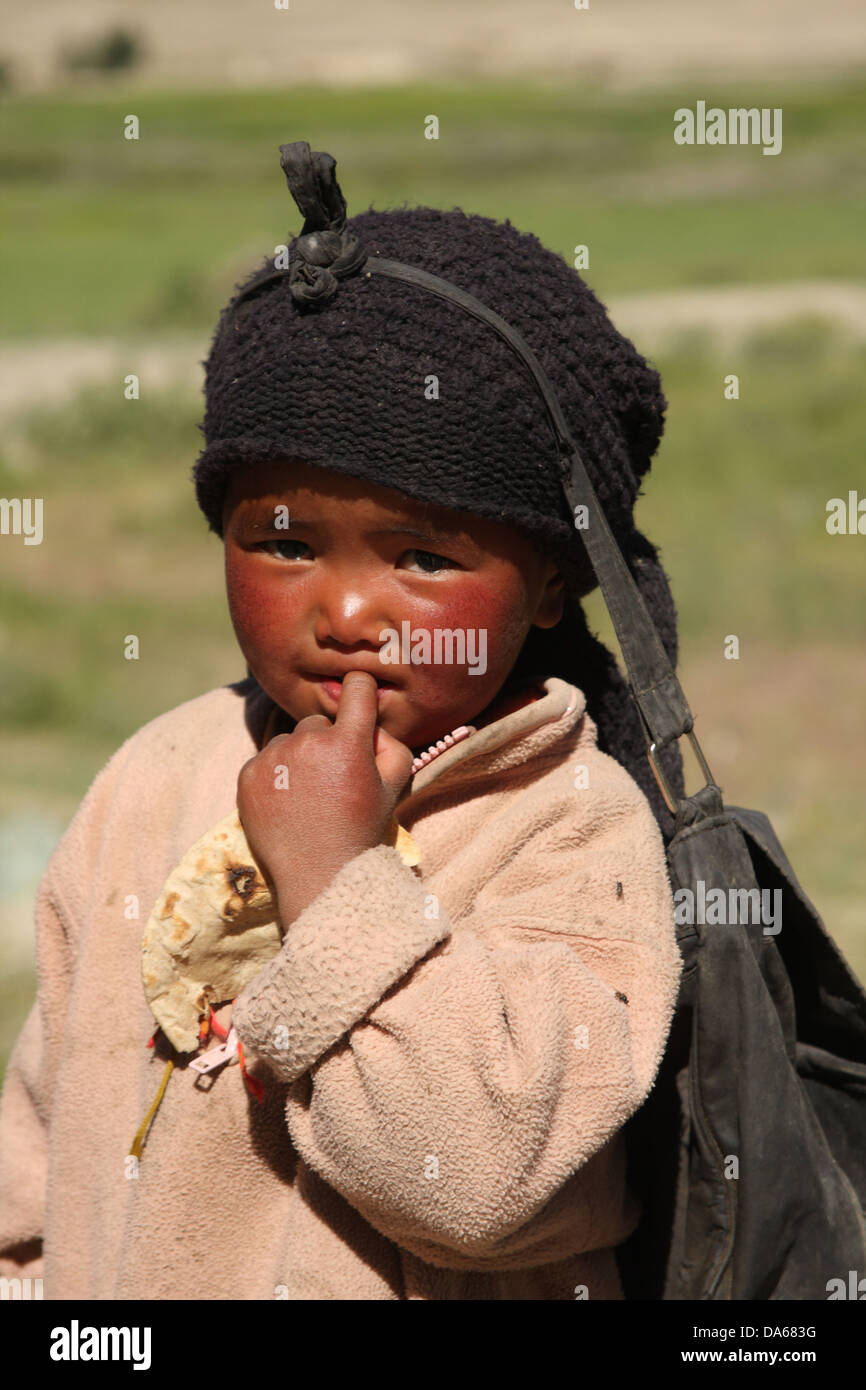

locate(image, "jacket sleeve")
(0, 732), (129, 1282)
(232, 758), (681, 1271)
(0, 876), (73, 1279)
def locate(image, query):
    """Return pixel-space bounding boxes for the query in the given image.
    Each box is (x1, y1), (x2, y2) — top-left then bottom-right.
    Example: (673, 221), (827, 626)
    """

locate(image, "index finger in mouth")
(333, 670), (380, 738)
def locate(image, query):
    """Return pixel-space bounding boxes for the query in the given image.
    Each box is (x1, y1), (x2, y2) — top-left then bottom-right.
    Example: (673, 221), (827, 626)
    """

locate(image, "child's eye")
(400, 548), (456, 574)
(258, 539), (311, 561)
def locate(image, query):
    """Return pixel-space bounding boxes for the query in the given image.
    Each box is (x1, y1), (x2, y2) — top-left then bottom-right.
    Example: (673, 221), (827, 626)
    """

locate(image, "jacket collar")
(398, 675), (585, 809)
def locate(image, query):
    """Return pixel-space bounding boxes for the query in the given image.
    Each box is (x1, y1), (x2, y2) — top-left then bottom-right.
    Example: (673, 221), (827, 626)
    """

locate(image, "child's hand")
(236, 671), (415, 924)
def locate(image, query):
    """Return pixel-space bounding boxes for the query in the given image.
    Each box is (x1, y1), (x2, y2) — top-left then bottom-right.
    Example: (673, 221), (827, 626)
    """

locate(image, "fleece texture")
(0, 675), (681, 1300)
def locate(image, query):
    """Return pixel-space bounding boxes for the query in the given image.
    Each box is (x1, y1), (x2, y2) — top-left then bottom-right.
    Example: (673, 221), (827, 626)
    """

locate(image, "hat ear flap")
(604, 351), (668, 482)
(510, 567), (684, 842)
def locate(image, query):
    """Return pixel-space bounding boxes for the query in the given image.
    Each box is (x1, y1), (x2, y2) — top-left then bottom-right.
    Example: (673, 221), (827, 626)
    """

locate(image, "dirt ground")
(3, 0), (866, 92)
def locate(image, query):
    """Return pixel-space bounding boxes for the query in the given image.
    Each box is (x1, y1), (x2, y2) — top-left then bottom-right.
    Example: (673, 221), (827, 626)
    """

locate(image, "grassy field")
(1, 76), (865, 1080)
(2, 77), (866, 335)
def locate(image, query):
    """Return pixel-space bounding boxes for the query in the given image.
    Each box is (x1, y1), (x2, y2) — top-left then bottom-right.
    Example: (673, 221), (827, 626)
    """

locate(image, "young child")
(0, 143), (685, 1301)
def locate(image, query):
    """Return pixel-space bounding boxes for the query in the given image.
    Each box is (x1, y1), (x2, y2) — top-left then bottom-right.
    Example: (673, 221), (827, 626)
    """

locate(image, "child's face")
(222, 459), (564, 750)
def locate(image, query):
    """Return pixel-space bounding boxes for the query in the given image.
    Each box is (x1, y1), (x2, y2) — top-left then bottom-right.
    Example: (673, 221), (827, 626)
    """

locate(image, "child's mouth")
(310, 674), (398, 704)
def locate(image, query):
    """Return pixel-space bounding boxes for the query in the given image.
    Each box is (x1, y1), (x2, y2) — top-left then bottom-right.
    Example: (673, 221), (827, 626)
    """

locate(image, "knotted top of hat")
(279, 141), (368, 304)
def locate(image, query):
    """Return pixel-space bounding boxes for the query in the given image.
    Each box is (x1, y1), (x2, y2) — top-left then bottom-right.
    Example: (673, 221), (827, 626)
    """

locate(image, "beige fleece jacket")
(0, 674), (680, 1300)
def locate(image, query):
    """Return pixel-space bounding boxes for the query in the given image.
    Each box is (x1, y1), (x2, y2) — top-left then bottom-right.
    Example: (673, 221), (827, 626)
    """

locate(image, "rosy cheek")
(413, 577), (527, 647)
(425, 575), (525, 636)
(225, 554), (295, 651)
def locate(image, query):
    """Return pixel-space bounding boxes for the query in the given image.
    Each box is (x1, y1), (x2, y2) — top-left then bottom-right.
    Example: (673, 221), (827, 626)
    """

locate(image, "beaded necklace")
(410, 724), (475, 775)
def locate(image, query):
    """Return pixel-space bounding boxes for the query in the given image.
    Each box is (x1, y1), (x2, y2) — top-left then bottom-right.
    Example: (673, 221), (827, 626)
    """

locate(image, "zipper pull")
(189, 1026), (239, 1075)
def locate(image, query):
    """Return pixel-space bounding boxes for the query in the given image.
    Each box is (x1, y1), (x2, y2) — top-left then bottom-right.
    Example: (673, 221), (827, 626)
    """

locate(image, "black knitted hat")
(193, 143), (685, 838)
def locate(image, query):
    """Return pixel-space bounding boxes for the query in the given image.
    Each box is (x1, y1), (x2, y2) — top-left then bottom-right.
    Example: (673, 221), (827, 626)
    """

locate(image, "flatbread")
(141, 810), (281, 1053)
(142, 808), (422, 1053)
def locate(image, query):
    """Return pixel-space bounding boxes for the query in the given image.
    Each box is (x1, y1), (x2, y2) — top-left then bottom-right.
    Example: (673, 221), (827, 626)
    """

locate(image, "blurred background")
(1, 0), (864, 1081)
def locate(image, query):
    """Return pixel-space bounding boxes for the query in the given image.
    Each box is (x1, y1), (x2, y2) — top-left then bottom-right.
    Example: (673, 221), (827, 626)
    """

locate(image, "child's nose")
(312, 581), (390, 650)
